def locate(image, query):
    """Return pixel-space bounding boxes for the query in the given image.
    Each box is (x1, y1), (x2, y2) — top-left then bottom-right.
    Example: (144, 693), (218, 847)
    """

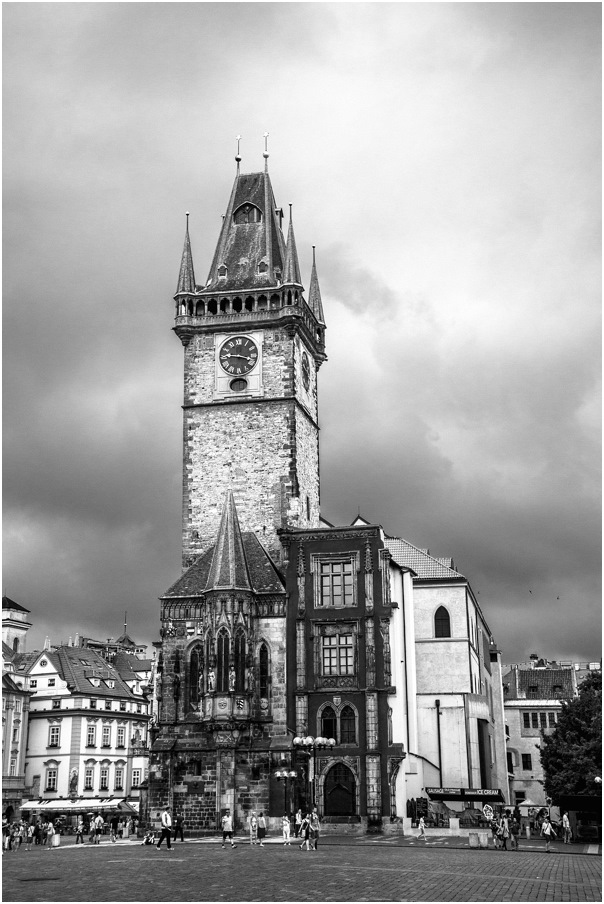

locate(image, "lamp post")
(293, 736), (336, 811)
(274, 769), (297, 814)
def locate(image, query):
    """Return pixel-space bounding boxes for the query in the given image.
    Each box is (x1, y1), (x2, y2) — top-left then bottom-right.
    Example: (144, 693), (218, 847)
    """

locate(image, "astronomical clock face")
(301, 352), (310, 391)
(219, 336), (258, 375)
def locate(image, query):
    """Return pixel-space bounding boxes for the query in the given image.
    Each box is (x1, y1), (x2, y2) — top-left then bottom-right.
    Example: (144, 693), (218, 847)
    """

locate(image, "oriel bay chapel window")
(188, 644), (203, 710)
(315, 624), (358, 687)
(217, 628), (230, 693)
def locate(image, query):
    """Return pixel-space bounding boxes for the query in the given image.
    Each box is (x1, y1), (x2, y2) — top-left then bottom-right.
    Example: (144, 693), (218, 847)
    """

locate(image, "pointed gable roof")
(283, 207), (303, 287)
(307, 246), (325, 325)
(205, 491), (252, 592)
(2, 595), (30, 613)
(176, 213), (196, 295)
(201, 169), (287, 293)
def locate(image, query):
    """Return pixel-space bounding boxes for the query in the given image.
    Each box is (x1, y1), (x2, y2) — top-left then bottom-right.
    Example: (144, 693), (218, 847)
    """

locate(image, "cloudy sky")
(3, 2), (601, 664)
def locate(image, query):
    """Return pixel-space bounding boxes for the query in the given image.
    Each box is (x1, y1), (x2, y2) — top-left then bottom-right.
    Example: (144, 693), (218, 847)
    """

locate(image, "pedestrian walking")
(75, 818), (85, 844)
(418, 816), (426, 841)
(249, 812), (258, 845)
(25, 822), (34, 850)
(540, 815), (556, 852)
(93, 813), (104, 844)
(173, 813), (185, 842)
(46, 821), (55, 851)
(310, 810), (321, 850)
(257, 812), (267, 846)
(282, 814), (291, 845)
(294, 809), (303, 838)
(299, 813), (311, 851)
(562, 812), (571, 844)
(110, 814), (120, 842)
(509, 816), (520, 850)
(221, 808), (236, 848)
(156, 806), (173, 850)
(499, 813), (510, 851)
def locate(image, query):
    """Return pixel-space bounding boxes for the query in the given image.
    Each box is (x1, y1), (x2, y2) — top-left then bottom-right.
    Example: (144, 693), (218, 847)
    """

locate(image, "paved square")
(2, 838), (601, 902)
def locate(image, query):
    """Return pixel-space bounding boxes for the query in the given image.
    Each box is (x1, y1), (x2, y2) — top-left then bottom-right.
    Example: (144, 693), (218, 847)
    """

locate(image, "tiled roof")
(50, 646), (137, 699)
(112, 652), (153, 681)
(504, 667), (576, 700)
(385, 537), (464, 580)
(2, 594), (30, 613)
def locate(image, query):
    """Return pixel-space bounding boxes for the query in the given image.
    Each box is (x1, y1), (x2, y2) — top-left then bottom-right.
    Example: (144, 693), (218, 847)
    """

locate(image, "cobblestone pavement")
(2, 837), (601, 903)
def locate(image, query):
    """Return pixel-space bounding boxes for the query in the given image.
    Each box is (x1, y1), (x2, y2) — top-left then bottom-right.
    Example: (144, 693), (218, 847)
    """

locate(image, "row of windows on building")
(41, 697), (145, 714)
(47, 724), (146, 749)
(522, 711), (557, 729)
(44, 765), (144, 793)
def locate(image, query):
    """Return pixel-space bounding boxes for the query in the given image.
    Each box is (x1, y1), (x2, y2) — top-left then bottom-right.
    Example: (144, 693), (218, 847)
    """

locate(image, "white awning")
(20, 798), (138, 814)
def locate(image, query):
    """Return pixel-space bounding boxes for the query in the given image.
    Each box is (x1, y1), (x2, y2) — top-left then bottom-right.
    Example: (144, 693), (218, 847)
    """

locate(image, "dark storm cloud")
(3, 3), (600, 665)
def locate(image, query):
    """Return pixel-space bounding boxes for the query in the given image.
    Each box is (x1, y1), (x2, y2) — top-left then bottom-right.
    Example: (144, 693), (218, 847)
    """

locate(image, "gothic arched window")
(321, 706), (337, 740)
(188, 645), (203, 710)
(435, 606), (451, 638)
(217, 629), (230, 693)
(340, 705), (356, 744)
(259, 643), (269, 699)
(234, 631), (246, 694)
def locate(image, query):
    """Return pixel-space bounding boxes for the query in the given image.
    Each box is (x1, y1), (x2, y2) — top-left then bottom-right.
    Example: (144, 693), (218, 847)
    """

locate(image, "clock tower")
(174, 148), (326, 568)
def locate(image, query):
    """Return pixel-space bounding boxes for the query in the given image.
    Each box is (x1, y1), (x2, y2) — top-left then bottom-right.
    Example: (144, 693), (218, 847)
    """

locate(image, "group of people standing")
(490, 810), (521, 850)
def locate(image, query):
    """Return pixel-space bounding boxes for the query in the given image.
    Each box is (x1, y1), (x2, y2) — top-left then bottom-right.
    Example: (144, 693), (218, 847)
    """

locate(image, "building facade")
(148, 151), (509, 833)
(503, 661), (578, 809)
(15, 644), (150, 822)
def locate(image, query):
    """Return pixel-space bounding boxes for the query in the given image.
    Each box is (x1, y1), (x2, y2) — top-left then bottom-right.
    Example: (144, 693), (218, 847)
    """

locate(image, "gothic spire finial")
(235, 134), (242, 172)
(263, 131), (269, 171)
(176, 211), (196, 296)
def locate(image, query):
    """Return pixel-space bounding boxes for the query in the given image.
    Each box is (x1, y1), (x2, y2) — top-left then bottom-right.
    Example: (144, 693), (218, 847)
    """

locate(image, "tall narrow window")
(86, 725), (96, 747)
(102, 726), (111, 747)
(117, 727), (125, 748)
(189, 645), (203, 709)
(114, 767), (124, 790)
(259, 644), (269, 699)
(234, 631), (246, 693)
(321, 706), (337, 740)
(434, 607), (451, 638)
(48, 726), (60, 747)
(46, 768), (58, 791)
(340, 705), (356, 744)
(217, 629), (230, 693)
(100, 767), (109, 791)
(132, 769), (141, 788)
(84, 767), (94, 790)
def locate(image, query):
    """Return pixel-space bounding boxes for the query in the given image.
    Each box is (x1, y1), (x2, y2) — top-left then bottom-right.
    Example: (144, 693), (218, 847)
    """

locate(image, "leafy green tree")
(539, 671), (602, 802)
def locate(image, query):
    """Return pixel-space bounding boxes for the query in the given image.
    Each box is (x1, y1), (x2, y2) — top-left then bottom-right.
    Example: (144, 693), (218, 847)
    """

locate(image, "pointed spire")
(176, 212), (196, 295)
(283, 205), (303, 287)
(307, 245), (325, 325)
(235, 134), (242, 173)
(263, 132), (269, 172)
(205, 491), (252, 592)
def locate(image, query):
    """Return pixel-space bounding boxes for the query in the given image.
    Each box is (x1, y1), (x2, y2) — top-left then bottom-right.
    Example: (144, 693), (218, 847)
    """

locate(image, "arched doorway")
(324, 763), (356, 816)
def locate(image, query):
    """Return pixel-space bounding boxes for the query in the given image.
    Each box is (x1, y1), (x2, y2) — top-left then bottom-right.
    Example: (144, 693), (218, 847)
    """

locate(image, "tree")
(539, 671), (602, 802)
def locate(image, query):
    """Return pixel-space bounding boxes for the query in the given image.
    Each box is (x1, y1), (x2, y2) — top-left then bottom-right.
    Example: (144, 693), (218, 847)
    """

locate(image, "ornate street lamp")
(274, 769), (297, 813)
(292, 736), (336, 811)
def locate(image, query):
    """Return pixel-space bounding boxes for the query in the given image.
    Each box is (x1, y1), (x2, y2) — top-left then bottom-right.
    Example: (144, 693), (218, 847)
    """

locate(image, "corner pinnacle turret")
(176, 213), (196, 295)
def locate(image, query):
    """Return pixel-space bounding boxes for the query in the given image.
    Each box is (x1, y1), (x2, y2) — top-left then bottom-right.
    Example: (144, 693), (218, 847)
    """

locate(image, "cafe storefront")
(425, 787), (506, 829)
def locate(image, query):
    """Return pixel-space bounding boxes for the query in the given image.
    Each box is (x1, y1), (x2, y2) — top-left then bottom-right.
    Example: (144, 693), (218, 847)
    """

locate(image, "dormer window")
(234, 203), (262, 225)
(258, 260), (268, 275)
(90, 678), (100, 688)
(217, 265), (227, 279)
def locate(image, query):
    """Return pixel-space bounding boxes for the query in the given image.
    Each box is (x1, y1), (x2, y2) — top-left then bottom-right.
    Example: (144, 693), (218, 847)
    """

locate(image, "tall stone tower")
(173, 148), (326, 569)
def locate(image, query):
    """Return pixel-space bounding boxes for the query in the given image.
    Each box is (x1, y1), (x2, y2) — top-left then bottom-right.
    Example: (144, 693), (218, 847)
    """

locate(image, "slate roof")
(176, 214), (196, 295)
(163, 532), (285, 598)
(201, 171), (287, 293)
(385, 537), (464, 581)
(205, 490), (252, 591)
(2, 595), (30, 613)
(307, 247), (325, 325)
(112, 652), (153, 681)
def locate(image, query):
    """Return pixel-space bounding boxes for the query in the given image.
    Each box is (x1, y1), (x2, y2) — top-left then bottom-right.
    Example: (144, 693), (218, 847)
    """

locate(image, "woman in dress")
(249, 812), (258, 845)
